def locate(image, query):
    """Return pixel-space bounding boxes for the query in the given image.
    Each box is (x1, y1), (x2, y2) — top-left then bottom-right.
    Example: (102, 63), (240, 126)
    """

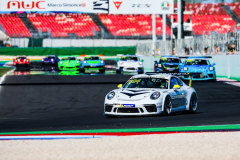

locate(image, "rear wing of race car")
(145, 72), (204, 87)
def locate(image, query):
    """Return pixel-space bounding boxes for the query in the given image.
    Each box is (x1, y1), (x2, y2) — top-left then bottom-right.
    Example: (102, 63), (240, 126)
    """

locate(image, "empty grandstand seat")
(28, 13), (100, 38)
(0, 14), (31, 38)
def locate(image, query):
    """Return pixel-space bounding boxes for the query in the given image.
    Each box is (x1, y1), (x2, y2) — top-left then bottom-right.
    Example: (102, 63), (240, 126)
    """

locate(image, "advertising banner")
(109, 0), (174, 14)
(0, 0), (108, 13)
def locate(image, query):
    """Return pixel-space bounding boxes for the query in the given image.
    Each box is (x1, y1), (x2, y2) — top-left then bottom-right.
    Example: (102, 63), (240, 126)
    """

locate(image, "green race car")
(80, 55), (105, 73)
(58, 56), (81, 71)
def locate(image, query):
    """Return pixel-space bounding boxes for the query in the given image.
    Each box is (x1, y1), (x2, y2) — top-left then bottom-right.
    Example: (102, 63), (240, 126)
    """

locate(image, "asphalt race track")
(1, 72), (240, 133)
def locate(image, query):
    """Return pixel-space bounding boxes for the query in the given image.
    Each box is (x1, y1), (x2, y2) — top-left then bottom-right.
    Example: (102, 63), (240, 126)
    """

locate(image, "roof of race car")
(161, 56), (179, 59)
(185, 57), (209, 59)
(131, 73), (171, 80)
(121, 55), (139, 57)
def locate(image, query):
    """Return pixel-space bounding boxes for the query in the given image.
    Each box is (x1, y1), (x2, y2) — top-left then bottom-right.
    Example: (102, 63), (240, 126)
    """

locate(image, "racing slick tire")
(116, 70), (121, 74)
(100, 68), (105, 73)
(105, 115), (117, 118)
(138, 71), (144, 74)
(189, 93), (197, 113)
(163, 96), (172, 115)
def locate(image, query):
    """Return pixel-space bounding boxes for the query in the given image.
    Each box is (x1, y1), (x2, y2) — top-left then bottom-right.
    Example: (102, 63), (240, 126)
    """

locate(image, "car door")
(176, 78), (187, 108)
(169, 77), (181, 108)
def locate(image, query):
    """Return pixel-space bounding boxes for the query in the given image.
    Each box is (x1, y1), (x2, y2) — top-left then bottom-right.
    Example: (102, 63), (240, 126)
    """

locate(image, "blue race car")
(154, 56), (182, 72)
(42, 55), (60, 66)
(80, 55), (105, 73)
(179, 57), (216, 81)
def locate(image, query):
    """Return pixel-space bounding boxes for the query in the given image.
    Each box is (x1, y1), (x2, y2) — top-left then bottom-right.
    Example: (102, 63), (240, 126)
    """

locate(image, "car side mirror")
(118, 84), (122, 89)
(212, 63), (215, 66)
(173, 85), (181, 90)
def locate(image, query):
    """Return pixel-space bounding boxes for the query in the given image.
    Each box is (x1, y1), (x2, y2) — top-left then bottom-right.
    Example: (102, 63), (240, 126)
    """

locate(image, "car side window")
(176, 78), (183, 86)
(170, 77), (179, 89)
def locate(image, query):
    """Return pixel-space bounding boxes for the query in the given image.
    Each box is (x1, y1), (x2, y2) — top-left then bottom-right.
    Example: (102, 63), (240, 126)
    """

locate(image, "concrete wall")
(139, 55), (240, 79)
(4, 38), (29, 47)
(4, 39), (152, 48)
(43, 39), (152, 47)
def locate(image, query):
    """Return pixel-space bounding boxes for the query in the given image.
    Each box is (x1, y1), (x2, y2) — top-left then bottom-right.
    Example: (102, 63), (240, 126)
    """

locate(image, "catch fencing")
(136, 32), (240, 56)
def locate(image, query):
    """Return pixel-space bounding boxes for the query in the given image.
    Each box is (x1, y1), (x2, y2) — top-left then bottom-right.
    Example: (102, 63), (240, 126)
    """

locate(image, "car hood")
(162, 63), (180, 68)
(85, 60), (102, 64)
(60, 60), (78, 66)
(185, 65), (211, 73)
(116, 88), (165, 101)
(43, 58), (55, 61)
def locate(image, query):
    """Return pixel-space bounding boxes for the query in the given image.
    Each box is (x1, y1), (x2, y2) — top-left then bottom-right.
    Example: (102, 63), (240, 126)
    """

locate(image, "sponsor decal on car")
(120, 104), (135, 108)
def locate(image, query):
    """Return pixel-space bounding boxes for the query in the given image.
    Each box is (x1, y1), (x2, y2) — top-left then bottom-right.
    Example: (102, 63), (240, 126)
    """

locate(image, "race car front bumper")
(104, 103), (163, 116)
(117, 66), (143, 72)
(59, 66), (80, 70)
(83, 65), (105, 70)
(155, 67), (179, 72)
(181, 73), (216, 80)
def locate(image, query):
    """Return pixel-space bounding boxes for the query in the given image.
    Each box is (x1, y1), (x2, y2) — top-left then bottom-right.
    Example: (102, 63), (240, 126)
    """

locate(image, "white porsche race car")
(104, 72), (202, 117)
(116, 55), (144, 74)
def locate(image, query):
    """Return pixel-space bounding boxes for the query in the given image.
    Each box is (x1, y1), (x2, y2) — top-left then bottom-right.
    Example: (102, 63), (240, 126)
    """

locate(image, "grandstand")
(0, 2), (239, 39)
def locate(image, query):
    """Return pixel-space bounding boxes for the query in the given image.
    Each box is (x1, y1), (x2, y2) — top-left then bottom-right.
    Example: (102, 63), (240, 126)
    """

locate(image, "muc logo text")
(7, 1), (45, 9)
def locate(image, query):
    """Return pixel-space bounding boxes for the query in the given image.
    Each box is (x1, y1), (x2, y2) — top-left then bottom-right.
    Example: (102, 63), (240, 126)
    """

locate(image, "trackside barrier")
(136, 32), (240, 56)
(139, 55), (240, 79)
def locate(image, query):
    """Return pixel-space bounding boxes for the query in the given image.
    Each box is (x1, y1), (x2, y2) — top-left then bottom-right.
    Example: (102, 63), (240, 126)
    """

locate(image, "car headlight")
(107, 91), (115, 100)
(150, 92), (160, 100)
(210, 67), (213, 71)
(60, 62), (62, 64)
(101, 61), (104, 63)
(139, 62), (142, 65)
(77, 61), (79, 63)
(84, 61), (86, 64)
(51, 59), (54, 62)
(119, 61), (123, 65)
(184, 67), (188, 71)
(42, 59), (44, 61)
(158, 64), (162, 67)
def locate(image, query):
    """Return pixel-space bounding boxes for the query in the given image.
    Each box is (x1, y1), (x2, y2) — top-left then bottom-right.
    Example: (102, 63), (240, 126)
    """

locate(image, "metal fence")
(136, 32), (240, 56)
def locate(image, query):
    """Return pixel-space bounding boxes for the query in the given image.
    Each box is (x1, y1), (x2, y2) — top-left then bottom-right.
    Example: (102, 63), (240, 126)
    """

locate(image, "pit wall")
(139, 55), (240, 80)
(0, 47), (136, 56)
(4, 39), (152, 48)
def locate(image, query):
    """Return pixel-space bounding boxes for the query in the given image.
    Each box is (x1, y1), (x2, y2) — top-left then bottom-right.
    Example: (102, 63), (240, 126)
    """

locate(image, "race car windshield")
(121, 57), (138, 61)
(62, 57), (76, 60)
(185, 59), (210, 65)
(160, 58), (180, 63)
(16, 57), (26, 59)
(85, 57), (99, 60)
(123, 78), (168, 89)
(47, 56), (55, 59)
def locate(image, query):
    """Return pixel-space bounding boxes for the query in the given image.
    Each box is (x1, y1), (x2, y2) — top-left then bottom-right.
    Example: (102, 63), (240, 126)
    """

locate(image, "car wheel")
(105, 115), (116, 118)
(164, 96), (172, 115)
(189, 93), (197, 113)
(116, 70), (121, 74)
(100, 68), (105, 73)
(138, 71), (144, 74)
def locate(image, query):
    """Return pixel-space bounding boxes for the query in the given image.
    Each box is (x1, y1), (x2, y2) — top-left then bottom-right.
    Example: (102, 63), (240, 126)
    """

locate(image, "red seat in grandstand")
(28, 13), (100, 38)
(98, 14), (171, 37)
(0, 14), (31, 38)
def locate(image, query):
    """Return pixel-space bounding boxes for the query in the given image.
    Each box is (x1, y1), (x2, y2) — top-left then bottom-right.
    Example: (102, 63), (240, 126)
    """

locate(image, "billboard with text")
(109, 0), (173, 14)
(0, 0), (108, 13)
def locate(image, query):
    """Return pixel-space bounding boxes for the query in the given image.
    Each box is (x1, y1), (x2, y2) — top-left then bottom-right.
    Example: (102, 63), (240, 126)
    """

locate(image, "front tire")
(189, 93), (197, 113)
(163, 96), (172, 115)
(116, 70), (121, 74)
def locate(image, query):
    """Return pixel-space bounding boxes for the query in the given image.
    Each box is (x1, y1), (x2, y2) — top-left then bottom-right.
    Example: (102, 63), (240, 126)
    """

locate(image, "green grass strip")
(0, 68), (13, 77)
(1, 124), (240, 135)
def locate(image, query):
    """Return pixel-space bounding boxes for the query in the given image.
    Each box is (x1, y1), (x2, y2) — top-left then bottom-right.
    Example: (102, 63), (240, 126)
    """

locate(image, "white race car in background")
(116, 55), (144, 74)
(104, 72), (202, 117)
